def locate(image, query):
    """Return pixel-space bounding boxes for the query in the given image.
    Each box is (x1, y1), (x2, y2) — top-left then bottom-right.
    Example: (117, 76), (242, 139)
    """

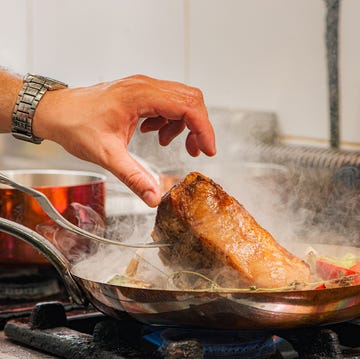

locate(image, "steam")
(61, 160), (360, 290)
(282, 165), (360, 247)
(68, 205), (171, 284)
(46, 106), (360, 289)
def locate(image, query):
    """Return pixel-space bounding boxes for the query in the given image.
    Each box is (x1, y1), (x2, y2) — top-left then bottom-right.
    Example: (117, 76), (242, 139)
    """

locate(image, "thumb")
(108, 150), (161, 207)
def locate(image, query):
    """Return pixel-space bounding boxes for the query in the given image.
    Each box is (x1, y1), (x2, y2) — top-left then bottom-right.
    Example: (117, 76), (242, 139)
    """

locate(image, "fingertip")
(198, 131), (217, 156)
(139, 119), (154, 133)
(201, 140), (216, 156)
(207, 143), (217, 157)
(186, 132), (201, 157)
(107, 150), (162, 208)
(191, 148), (201, 157)
(143, 190), (161, 207)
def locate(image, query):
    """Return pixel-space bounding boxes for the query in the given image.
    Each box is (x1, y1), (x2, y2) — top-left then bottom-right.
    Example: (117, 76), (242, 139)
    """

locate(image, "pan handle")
(0, 217), (87, 305)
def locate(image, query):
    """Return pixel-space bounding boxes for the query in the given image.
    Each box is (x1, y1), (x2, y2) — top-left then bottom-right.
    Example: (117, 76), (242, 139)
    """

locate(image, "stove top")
(1, 301), (360, 359)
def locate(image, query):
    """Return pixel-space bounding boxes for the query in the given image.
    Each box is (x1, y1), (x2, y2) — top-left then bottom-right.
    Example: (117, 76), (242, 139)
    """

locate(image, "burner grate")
(276, 323), (360, 359)
(4, 302), (157, 359)
(0, 267), (61, 301)
(3, 302), (360, 359)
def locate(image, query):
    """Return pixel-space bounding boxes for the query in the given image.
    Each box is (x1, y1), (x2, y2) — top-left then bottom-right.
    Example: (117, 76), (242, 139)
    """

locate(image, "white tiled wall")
(1, 0), (360, 150)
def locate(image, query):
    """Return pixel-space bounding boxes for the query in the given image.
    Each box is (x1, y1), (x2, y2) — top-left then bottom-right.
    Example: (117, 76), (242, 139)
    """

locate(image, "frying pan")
(1, 217), (360, 330)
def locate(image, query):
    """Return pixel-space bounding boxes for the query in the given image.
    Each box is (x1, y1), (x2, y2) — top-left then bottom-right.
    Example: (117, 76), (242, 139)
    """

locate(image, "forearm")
(0, 69), (23, 133)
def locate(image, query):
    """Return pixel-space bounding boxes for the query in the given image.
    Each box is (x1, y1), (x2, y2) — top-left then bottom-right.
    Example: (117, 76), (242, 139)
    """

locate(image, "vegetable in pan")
(307, 251), (360, 289)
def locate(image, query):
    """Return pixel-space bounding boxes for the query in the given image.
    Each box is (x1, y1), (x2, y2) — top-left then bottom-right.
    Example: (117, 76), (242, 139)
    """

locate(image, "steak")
(152, 172), (310, 289)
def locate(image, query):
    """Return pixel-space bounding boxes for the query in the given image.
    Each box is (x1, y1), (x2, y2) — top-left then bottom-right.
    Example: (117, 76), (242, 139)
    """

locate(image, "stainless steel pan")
(2, 216), (360, 330)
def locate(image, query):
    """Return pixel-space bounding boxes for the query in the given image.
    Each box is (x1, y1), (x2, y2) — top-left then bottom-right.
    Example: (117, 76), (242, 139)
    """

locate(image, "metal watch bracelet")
(11, 74), (68, 144)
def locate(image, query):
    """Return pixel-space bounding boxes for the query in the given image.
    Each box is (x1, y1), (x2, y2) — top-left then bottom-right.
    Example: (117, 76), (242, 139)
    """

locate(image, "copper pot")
(0, 169), (106, 266)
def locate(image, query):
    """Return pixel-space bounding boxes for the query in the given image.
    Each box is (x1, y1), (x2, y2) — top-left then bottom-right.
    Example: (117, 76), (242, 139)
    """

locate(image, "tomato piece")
(350, 262), (360, 273)
(314, 283), (326, 290)
(348, 263), (360, 285)
(315, 259), (357, 280)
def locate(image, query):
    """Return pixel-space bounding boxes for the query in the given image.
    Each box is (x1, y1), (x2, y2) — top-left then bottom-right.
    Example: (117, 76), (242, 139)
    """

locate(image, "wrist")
(32, 88), (67, 141)
(0, 72), (23, 132)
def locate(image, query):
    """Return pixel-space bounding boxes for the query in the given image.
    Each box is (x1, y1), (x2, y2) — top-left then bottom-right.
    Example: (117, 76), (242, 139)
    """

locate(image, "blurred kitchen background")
(1, 0), (360, 234)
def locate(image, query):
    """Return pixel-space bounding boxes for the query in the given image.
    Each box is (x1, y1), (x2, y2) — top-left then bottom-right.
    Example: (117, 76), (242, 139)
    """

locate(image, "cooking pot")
(0, 169), (106, 266)
(1, 217), (360, 330)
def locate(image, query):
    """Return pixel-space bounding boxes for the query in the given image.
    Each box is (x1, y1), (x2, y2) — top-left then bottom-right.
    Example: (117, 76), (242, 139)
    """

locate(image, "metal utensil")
(0, 171), (170, 248)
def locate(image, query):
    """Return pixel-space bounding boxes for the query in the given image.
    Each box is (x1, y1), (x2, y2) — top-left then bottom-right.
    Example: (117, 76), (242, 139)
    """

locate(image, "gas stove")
(1, 300), (360, 359)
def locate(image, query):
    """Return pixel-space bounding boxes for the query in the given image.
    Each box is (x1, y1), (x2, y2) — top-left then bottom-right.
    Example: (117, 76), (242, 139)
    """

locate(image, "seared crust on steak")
(152, 172), (310, 289)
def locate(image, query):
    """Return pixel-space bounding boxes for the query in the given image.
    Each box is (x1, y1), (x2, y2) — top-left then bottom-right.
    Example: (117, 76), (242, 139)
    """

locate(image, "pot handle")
(0, 217), (86, 305)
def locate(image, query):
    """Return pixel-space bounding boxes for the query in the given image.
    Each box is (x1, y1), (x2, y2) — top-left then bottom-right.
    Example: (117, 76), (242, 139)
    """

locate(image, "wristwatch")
(12, 73), (68, 144)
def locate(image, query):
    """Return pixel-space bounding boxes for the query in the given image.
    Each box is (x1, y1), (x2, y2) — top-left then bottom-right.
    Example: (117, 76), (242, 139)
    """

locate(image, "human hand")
(34, 75), (216, 207)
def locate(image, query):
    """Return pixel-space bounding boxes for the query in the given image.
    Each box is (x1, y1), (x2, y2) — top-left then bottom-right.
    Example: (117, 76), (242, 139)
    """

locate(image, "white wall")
(189, 0), (329, 143)
(1, 0), (359, 150)
(30, 0), (185, 85)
